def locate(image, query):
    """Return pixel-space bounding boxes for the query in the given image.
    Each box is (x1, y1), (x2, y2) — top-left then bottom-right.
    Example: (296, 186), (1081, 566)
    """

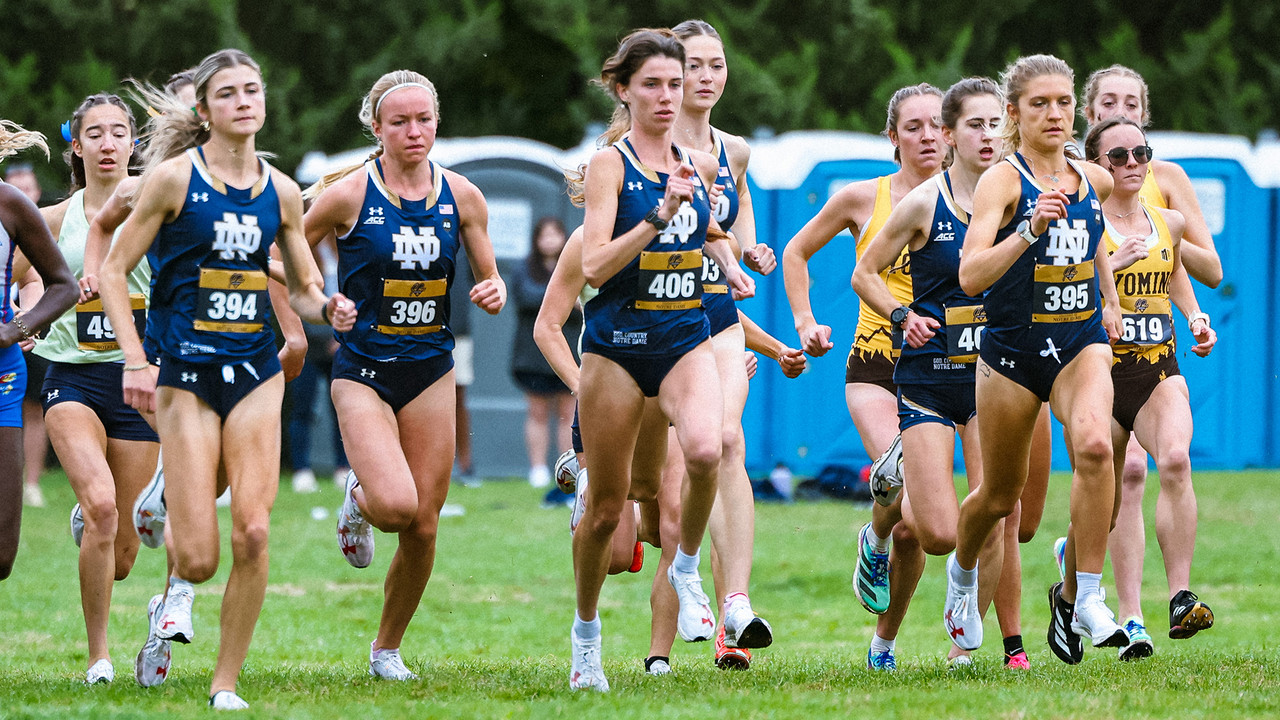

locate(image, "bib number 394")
(636, 249), (702, 310)
(1032, 262), (1097, 323)
(76, 294), (146, 351)
(377, 278), (447, 335)
(195, 268), (267, 333)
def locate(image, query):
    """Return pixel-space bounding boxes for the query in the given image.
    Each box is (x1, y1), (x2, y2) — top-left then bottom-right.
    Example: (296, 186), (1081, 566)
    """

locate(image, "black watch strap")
(644, 207), (669, 232)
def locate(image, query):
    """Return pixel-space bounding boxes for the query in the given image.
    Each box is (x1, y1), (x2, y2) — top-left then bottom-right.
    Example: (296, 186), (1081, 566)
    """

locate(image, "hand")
(470, 277), (506, 315)
(661, 163), (696, 217)
(278, 340), (307, 382)
(0, 323), (21, 350)
(326, 293), (358, 332)
(727, 265), (755, 301)
(743, 242), (777, 276)
(797, 322), (834, 357)
(902, 312), (939, 349)
(18, 336), (36, 352)
(1031, 190), (1069, 236)
(1102, 303), (1121, 344)
(777, 346), (807, 378)
(742, 350), (758, 380)
(1189, 318), (1216, 357)
(78, 274), (100, 303)
(122, 364), (159, 415)
(1109, 237), (1148, 272)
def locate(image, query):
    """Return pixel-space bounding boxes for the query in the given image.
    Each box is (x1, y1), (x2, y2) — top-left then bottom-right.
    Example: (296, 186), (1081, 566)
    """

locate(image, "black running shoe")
(1169, 589), (1214, 639)
(1047, 582), (1083, 664)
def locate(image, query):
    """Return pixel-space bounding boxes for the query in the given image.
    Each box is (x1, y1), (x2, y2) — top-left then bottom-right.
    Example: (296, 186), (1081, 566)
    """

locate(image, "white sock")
(866, 525), (891, 554)
(370, 640), (398, 658)
(673, 547), (700, 575)
(573, 612), (601, 640)
(949, 555), (978, 587)
(168, 577), (194, 595)
(870, 633), (896, 654)
(1076, 572), (1103, 604)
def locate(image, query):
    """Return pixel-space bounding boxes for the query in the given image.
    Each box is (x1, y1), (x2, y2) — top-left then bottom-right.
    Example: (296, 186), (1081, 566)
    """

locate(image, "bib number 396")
(377, 278), (447, 335)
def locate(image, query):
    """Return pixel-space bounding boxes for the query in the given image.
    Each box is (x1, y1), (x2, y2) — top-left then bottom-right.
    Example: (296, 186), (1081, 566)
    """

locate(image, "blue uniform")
(581, 139), (712, 397)
(979, 155), (1108, 402)
(702, 131), (739, 335)
(331, 159), (461, 410)
(1, 209), (25, 427)
(895, 173), (985, 430)
(150, 148), (283, 417)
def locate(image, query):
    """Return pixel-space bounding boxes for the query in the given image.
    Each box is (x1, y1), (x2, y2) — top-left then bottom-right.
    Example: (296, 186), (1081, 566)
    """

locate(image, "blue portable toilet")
(1248, 137), (1280, 467)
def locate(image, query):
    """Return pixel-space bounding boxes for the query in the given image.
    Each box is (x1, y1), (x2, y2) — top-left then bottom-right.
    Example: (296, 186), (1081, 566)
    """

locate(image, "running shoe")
(569, 468), (588, 535)
(85, 658), (114, 684)
(291, 468), (318, 494)
(722, 597), (773, 649)
(529, 465), (552, 488)
(947, 654), (973, 671)
(627, 541), (644, 573)
(553, 449), (580, 493)
(70, 504), (84, 548)
(569, 630), (609, 691)
(1052, 536), (1067, 584)
(853, 522), (891, 614)
(136, 593), (172, 687)
(209, 690), (249, 710)
(156, 580), (194, 644)
(1072, 595), (1128, 648)
(1119, 616), (1154, 661)
(645, 656), (672, 676)
(337, 470), (374, 568)
(868, 434), (904, 506)
(667, 565), (716, 642)
(369, 644), (418, 681)
(866, 646), (897, 671)
(1169, 589), (1214, 639)
(133, 458), (166, 549)
(942, 553), (982, 651)
(714, 626), (751, 670)
(1047, 582), (1083, 665)
(22, 482), (45, 508)
(1004, 651), (1031, 670)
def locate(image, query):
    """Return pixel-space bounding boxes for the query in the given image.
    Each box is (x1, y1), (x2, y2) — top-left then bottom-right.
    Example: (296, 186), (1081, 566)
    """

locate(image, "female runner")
(99, 49), (354, 709)
(32, 93), (158, 685)
(1081, 65), (1222, 653)
(947, 54), (1126, 664)
(568, 28), (751, 691)
(782, 83), (941, 655)
(1084, 116), (1216, 657)
(0, 121), (78, 581)
(671, 18), (778, 665)
(303, 70), (505, 681)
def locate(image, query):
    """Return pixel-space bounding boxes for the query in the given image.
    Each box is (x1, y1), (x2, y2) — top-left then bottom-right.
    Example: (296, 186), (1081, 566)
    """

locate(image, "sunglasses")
(1101, 145), (1153, 165)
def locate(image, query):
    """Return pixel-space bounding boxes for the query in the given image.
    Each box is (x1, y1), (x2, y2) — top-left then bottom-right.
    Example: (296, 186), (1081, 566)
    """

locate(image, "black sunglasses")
(1101, 145), (1153, 165)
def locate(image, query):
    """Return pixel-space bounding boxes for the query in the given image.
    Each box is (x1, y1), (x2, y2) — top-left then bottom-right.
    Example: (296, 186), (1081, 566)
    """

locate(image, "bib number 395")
(1032, 262), (1097, 323)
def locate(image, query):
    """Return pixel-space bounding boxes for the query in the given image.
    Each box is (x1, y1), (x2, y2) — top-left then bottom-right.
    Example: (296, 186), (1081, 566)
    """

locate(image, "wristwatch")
(1188, 311), (1210, 327)
(890, 305), (910, 328)
(1016, 220), (1040, 245)
(644, 207), (669, 232)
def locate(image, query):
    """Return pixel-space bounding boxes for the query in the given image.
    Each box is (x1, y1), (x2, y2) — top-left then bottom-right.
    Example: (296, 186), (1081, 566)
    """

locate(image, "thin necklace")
(1107, 208), (1141, 220)
(1030, 157), (1066, 184)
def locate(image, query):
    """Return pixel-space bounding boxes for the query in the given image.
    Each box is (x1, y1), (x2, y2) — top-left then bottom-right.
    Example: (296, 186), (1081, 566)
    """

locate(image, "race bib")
(702, 254), (728, 295)
(945, 304), (987, 363)
(1118, 296), (1173, 347)
(376, 278), (446, 335)
(76, 294), (146, 351)
(195, 268), (267, 333)
(636, 249), (702, 310)
(1032, 262), (1097, 323)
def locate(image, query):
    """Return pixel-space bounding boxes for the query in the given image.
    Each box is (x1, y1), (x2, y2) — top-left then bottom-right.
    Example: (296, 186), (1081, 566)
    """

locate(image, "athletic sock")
(1003, 634), (1025, 658)
(949, 556), (978, 586)
(866, 525), (891, 554)
(1076, 571), (1103, 604)
(644, 656), (669, 672)
(168, 576), (194, 595)
(869, 633), (896, 654)
(573, 612), (601, 641)
(673, 547), (700, 575)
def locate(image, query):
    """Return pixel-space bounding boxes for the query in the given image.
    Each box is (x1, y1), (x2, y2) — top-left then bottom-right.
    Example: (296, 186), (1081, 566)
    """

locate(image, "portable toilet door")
(1250, 136), (1280, 467)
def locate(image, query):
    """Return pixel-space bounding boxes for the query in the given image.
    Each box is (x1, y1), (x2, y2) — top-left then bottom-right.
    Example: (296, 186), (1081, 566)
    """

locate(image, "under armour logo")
(627, 181), (643, 191)
(370, 207), (384, 216)
(191, 192), (208, 203)
(364, 206), (385, 225)
(938, 221), (952, 231)
(360, 368), (376, 379)
(1000, 358), (1015, 368)
(46, 389), (59, 400)
(181, 372), (198, 382)
(1040, 338), (1062, 364)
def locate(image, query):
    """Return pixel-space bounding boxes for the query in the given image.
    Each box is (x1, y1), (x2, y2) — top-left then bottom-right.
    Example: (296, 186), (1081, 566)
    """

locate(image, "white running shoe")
(209, 690), (249, 710)
(528, 465), (552, 488)
(569, 630), (609, 691)
(70, 504), (84, 548)
(337, 470), (374, 568)
(667, 566), (716, 642)
(133, 459), (166, 549)
(553, 449), (580, 493)
(1072, 595), (1129, 648)
(369, 644), (418, 681)
(291, 468), (318, 494)
(869, 433), (904, 506)
(645, 657), (672, 676)
(942, 553), (983, 651)
(22, 482), (45, 508)
(569, 468), (588, 535)
(136, 593), (172, 687)
(156, 580), (195, 644)
(722, 598), (773, 649)
(85, 658), (114, 684)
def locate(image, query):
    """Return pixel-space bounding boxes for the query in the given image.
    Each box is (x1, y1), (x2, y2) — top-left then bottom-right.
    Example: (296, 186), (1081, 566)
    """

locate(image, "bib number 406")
(647, 272), (696, 300)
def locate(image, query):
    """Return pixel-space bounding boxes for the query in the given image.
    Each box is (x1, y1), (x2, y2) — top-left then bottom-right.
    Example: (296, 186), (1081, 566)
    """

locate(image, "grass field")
(2, 469), (1278, 719)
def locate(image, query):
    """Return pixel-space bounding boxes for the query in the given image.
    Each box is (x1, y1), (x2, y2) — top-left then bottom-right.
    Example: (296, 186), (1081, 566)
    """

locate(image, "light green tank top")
(34, 190), (151, 364)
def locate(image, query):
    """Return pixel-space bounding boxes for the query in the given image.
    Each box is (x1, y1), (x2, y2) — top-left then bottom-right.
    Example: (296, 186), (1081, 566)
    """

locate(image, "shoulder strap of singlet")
(936, 171), (969, 225)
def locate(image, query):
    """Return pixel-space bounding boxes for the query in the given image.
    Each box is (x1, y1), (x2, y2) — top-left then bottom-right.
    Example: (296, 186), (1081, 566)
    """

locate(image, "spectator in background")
(510, 217), (577, 488)
(451, 244), (477, 485)
(4, 162), (50, 508)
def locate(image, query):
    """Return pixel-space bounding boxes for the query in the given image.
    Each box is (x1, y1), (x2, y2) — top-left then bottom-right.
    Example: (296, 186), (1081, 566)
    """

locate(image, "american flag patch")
(718, 167), (730, 177)
(438, 204), (454, 214)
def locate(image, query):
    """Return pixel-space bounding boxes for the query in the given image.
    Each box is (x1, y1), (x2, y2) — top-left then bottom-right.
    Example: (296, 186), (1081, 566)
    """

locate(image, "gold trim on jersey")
(1107, 206), (1176, 363)
(935, 173), (970, 225)
(187, 148), (271, 199)
(852, 175), (913, 358)
(1007, 155), (1091, 203)
(614, 140), (690, 184)
(366, 159), (442, 210)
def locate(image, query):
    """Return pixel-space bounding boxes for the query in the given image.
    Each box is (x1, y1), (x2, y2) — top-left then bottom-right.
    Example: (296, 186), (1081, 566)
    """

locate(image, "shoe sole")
(1170, 603), (1214, 639)
(1083, 627), (1130, 648)
(715, 650), (751, 670)
(156, 629), (191, 644)
(1119, 639), (1154, 661)
(1046, 583), (1082, 665)
(725, 617), (773, 650)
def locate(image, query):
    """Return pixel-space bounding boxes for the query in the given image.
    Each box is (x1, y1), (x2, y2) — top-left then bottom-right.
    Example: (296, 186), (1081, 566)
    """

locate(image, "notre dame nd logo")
(393, 226), (440, 270)
(656, 202), (699, 244)
(212, 213), (263, 261)
(1043, 219), (1090, 266)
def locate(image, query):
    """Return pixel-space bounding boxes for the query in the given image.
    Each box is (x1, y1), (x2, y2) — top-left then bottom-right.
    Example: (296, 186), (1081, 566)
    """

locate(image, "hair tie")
(373, 82), (432, 117)
(60, 121), (73, 143)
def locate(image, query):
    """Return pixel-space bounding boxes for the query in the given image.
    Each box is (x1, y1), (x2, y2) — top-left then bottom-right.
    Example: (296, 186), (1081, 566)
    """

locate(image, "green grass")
(3, 470), (1278, 719)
